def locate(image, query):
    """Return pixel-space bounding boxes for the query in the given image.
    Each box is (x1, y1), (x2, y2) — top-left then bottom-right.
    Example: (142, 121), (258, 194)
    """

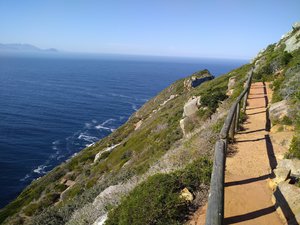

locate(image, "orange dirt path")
(224, 82), (283, 225)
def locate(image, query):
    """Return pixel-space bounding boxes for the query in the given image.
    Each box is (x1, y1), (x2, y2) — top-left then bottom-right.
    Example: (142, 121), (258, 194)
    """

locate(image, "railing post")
(205, 140), (225, 225)
(242, 89), (248, 112)
(229, 110), (236, 140)
(235, 102), (240, 132)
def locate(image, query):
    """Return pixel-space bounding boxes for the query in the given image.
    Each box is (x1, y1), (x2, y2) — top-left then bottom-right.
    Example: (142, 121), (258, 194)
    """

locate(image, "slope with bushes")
(0, 60), (252, 225)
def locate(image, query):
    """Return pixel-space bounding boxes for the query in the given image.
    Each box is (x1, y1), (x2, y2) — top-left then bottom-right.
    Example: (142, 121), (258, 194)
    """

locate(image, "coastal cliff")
(1, 23), (300, 225)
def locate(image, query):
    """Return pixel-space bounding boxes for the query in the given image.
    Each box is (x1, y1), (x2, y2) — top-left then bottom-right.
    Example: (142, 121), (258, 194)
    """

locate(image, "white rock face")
(134, 120), (143, 130)
(269, 100), (289, 121)
(278, 158), (300, 177)
(292, 22), (300, 30)
(183, 96), (201, 117)
(93, 213), (107, 225)
(273, 167), (291, 184)
(160, 94), (177, 106)
(273, 181), (300, 224)
(226, 76), (236, 96)
(180, 118), (187, 135)
(94, 143), (121, 163)
(284, 27), (300, 53)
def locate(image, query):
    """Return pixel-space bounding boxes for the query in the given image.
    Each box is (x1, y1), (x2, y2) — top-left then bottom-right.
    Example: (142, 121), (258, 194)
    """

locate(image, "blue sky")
(0, 0), (299, 59)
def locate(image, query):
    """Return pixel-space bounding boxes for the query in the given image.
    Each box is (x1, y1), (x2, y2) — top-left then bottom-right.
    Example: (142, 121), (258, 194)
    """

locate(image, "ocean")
(0, 53), (246, 208)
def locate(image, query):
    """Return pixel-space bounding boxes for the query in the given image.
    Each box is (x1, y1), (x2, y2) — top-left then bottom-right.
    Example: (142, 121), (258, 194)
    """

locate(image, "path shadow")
(224, 206), (276, 224)
(250, 86), (265, 89)
(265, 134), (277, 170)
(249, 93), (266, 96)
(248, 96), (265, 99)
(247, 110), (266, 116)
(237, 128), (265, 135)
(247, 106), (266, 110)
(262, 82), (271, 131)
(225, 174), (270, 187)
(235, 137), (265, 143)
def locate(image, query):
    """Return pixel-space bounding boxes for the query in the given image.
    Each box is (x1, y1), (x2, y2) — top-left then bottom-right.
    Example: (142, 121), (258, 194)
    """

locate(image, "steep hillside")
(1, 22), (299, 225)
(0, 60), (252, 224)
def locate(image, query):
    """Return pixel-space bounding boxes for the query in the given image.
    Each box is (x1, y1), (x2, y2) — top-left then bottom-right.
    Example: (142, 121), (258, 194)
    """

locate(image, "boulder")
(273, 167), (291, 184)
(269, 100), (289, 121)
(273, 181), (300, 224)
(278, 159), (300, 177)
(227, 76), (236, 90)
(292, 22), (300, 30)
(134, 120), (143, 130)
(180, 187), (193, 202)
(284, 27), (300, 53)
(226, 76), (236, 96)
(183, 96), (201, 117)
(180, 118), (187, 136)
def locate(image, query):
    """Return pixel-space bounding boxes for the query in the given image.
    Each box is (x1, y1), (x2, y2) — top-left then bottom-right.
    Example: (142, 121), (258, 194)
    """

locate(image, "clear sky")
(0, 0), (299, 59)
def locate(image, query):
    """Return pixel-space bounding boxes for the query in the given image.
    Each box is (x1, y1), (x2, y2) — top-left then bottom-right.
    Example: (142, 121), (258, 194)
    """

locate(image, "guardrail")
(205, 69), (253, 225)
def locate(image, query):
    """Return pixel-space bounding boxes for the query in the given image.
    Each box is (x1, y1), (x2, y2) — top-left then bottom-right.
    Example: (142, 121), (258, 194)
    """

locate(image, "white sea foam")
(85, 122), (93, 129)
(131, 103), (138, 111)
(33, 165), (47, 174)
(20, 174), (30, 181)
(95, 125), (113, 131)
(57, 155), (65, 160)
(52, 140), (60, 145)
(101, 118), (115, 126)
(110, 93), (132, 99)
(78, 134), (98, 142)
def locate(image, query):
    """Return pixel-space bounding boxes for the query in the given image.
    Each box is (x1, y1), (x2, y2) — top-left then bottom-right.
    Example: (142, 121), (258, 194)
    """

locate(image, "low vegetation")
(105, 157), (212, 225)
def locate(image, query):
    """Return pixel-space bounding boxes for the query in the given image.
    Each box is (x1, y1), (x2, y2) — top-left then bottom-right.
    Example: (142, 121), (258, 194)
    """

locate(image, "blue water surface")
(0, 53), (247, 208)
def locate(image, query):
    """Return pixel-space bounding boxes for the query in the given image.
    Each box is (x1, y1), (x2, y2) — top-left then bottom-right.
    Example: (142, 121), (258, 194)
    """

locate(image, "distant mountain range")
(0, 43), (58, 52)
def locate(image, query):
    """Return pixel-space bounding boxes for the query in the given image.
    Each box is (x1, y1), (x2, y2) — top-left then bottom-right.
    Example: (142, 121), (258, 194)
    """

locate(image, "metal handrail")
(205, 68), (253, 225)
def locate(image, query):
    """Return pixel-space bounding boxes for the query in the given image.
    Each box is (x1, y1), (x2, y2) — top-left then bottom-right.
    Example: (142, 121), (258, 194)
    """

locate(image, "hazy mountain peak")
(0, 43), (58, 52)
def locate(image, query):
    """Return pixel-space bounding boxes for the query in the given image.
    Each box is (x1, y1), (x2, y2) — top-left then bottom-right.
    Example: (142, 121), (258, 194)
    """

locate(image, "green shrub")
(271, 76), (284, 103)
(106, 174), (184, 225)
(105, 158), (212, 225)
(176, 157), (212, 189)
(281, 116), (293, 125)
(23, 203), (39, 216)
(200, 90), (227, 113)
(211, 117), (225, 133)
(285, 135), (300, 159)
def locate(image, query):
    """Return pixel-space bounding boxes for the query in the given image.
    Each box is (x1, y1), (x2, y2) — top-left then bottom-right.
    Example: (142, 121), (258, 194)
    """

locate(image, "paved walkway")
(224, 82), (283, 225)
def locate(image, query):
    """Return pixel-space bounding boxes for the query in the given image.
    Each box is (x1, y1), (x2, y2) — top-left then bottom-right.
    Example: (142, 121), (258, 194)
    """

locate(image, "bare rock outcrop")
(269, 100), (289, 122)
(278, 158), (300, 178)
(226, 76), (236, 96)
(184, 70), (214, 91)
(183, 96), (201, 117)
(284, 22), (300, 53)
(273, 181), (300, 224)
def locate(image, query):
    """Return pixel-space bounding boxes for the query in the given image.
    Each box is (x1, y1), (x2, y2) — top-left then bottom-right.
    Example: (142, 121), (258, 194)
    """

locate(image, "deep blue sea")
(0, 53), (246, 208)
